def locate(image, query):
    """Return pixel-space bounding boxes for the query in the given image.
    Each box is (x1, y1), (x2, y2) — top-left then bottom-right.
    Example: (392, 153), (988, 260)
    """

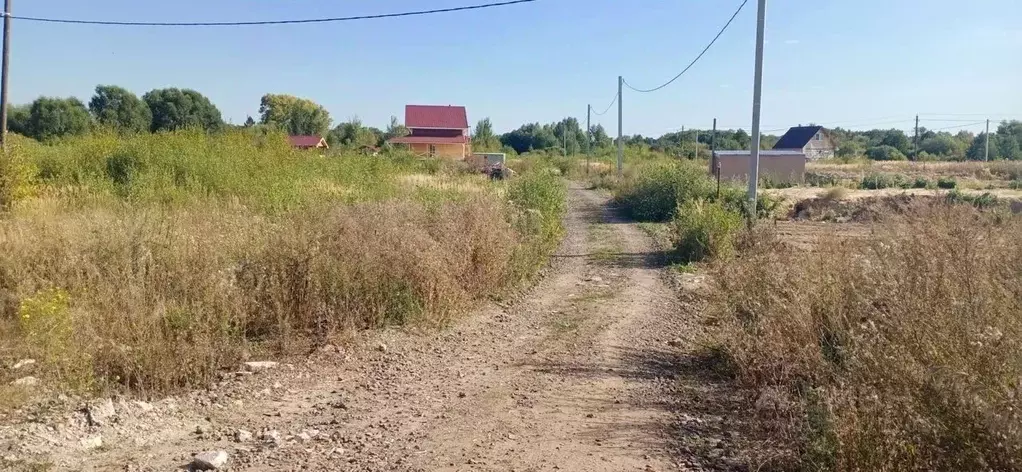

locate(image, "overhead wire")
(932, 121), (985, 130)
(589, 93), (618, 116)
(621, 0), (749, 93)
(2, 0), (536, 26)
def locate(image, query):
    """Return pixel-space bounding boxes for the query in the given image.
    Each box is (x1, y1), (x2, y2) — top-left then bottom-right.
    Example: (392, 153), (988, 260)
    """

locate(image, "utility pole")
(913, 114), (919, 160)
(746, 0), (766, 224)
(985, 119), (990, 162)
(0, 0), (12, 152)
(711, 118), (717, 155)
(681, 126), (685, 158)
(586, 104), (591, 175)
(563, 122), (567, 156)
(617, 75), (623, 177)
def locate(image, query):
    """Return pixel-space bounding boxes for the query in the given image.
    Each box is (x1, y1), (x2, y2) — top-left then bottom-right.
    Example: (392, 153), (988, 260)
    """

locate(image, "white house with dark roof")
(772, 125), (836, 160)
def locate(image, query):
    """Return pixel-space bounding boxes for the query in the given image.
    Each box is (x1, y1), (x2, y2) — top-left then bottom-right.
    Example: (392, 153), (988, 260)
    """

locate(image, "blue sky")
(9, 0), (1022, 135)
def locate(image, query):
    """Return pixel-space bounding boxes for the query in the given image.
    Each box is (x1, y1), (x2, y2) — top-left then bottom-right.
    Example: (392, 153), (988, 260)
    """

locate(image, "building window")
(428, 144), (437, 156)
(815, 132), (822, 141)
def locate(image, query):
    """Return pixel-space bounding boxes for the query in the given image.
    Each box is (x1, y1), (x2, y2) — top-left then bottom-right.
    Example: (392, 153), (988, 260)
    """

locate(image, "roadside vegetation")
(0, 129), (565, 398)
(709, 205), (1022, 470)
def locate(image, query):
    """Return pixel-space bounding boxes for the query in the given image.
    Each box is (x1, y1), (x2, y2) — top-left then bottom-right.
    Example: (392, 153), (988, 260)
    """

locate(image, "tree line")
(10, 86), (1022, 161)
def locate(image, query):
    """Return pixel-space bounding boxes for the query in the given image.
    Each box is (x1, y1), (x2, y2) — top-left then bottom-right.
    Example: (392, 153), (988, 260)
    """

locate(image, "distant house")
(710, 150), (807, 185)
(289, 135), (329, 150)
(387, 105), (471, 159)
(773, 125), (835, 160)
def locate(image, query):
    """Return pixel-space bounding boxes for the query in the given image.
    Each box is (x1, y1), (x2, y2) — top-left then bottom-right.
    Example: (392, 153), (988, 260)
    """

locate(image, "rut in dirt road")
(6, 184), (758, 472)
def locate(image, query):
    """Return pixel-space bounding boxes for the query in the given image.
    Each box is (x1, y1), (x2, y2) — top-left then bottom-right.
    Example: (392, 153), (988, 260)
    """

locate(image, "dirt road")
(3, 184), (758, 471)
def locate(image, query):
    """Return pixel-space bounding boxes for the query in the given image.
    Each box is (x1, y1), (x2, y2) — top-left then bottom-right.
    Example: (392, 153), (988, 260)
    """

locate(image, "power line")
(3, 0), (536, 26)
(590, 93), (618, 116)
(622, 0), (749, 93)
(930, 121), (986, 131)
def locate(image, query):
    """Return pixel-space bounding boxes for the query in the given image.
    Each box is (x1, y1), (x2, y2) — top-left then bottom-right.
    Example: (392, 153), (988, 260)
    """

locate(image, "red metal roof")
(388, 135), (469, 145)
(288, 135), (326, 147)
(405, 105), (468, 129)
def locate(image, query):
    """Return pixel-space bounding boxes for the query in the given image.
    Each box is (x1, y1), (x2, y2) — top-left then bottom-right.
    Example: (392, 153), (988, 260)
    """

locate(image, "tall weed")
(710, 207), (1022, 470)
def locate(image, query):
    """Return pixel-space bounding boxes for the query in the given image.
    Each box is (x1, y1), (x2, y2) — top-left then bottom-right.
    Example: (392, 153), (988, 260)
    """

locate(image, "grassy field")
(709, 205), (1022, 471)
(0, 130), (565, 398)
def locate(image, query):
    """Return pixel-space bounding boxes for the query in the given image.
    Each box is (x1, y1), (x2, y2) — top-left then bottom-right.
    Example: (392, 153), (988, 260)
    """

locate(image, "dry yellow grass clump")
(710, 205), (1022, 470)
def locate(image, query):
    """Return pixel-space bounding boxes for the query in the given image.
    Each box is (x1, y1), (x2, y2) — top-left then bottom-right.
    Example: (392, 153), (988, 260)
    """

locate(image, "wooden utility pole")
(985, 119), (990, 162)
(616, 75), (623, 177)
(586, 105), (591, 175)
(913, 114), (919, 160)
(680, 126), (685, 158)
(0, 0), (11, 151)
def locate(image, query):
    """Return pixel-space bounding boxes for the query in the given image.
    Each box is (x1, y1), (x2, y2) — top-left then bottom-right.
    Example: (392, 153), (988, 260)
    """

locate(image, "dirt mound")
(790, 194), (933, 222)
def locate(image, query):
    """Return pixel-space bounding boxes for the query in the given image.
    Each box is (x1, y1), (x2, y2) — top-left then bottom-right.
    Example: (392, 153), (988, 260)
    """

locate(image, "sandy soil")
(1, 184), (769, 472)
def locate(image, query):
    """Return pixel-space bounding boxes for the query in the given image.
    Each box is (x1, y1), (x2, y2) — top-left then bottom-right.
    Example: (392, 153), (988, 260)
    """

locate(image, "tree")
(879, 129), (911, 154)
(88, 85), (152, 133)
(258, 94), (331, 136)
(919, 133), (963, 157)
(383, 116), (409, 141)
(243, 116), (256, 127)
(7, 104), (30, 136)
(966, 133), (998, 161)
(143, 88), (223, 132)
(996, 120), (1022, 160)
(590, 124), (612, 149)
(500, 123), (557, 154)
(836, 138), (865, 158)
(25, 97), (92, 141)
(473, 118), (500, 152)
(327, 117), (378, 148)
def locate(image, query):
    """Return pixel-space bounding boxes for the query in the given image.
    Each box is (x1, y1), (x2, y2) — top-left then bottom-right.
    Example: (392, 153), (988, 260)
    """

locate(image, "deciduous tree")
(143, 88), (223, 132)
(26, 97), (92, 141)
(258, 94), (331, 136)
(88, 85), (152, 133)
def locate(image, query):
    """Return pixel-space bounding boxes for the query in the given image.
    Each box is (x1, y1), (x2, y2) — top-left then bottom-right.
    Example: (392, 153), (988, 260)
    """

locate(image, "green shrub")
(615, 160), (714, 221)
(937, 176), (957, 189)
(805, 172), (840, 187)
(671, 199), (743, 263)
(860, 173), (907, 190)
(911, 177), (930, 189)
(865, 145), (907, 161)
(506, 171), (567, 281)
(946, 190), (999, 209)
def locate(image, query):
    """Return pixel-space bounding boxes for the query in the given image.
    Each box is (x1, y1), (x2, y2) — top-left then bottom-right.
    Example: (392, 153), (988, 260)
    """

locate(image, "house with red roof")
(387, 105), (471, 159)
(289, 135), (329, 150)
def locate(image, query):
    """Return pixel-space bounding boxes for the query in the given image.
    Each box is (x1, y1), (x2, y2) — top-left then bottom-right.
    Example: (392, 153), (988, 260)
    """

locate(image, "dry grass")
(808, 160), (1022, 185)
(711, 206), (1022, 470)
(0, 131), (567, 398)
(818, 187), (848, 201)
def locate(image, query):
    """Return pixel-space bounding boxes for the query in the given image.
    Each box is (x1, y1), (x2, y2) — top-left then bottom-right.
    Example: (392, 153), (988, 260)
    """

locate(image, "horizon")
(7, 0), (1022, 136)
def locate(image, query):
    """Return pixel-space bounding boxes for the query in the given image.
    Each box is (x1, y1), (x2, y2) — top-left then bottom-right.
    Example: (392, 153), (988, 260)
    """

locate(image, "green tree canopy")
(383, 116), (409, 142)
(590, 124), (612, 149)
(88, 85), (152, 134)
(143, 88), (223, 132)
(327, 117), (379, 148)
(866, 145), (907, 161)
(258, 94), (331, 136)
(500, 123), (557, 154)
(25, 97), (92, 141)
(473, 118), (500, 152)
(7, 104), (30, 137)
